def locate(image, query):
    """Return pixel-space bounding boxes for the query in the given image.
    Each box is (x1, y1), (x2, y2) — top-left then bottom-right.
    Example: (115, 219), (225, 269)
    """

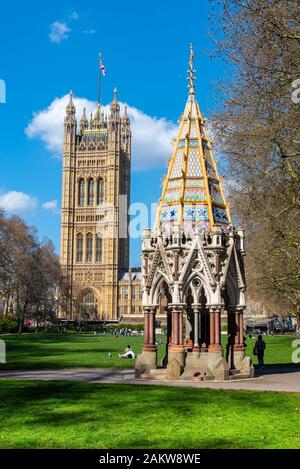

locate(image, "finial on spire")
(189, 43), (194, 68)
(66, 90), (76, 115)
(80, 106), (87, 121)
(187, 43), (196, 95)
(110, 87), (120, 117)
(80, 107), (88, 132)
(122, 103), (130, 125)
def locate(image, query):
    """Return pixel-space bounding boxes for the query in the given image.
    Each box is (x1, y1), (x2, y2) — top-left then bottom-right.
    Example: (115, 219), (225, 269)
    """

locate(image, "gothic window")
(132, 286), (136, 299)
(80, 291), (98, 319)
(97, 178), (104, 205)
(76, 234), (83, 262)
(86, 233), (93, 263)
(96, 235), (102, 262)
(78, 178), (85, 206)
(124, 286), (128, 299)
(87, 178), (94, 206)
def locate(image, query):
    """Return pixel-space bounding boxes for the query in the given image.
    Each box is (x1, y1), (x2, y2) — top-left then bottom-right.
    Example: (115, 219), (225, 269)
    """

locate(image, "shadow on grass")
(0, 380), (295, 417)
(254, 363), (300, 375)
(0, 380), (299, 448)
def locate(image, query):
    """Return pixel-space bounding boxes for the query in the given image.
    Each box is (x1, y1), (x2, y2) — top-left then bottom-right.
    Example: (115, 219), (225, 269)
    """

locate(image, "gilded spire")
(187, 43), (196, 95)
(154, 45), (231, 232)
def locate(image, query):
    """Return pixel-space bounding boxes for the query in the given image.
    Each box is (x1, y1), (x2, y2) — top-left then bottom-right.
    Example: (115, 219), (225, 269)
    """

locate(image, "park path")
(0, 367), (300, 392)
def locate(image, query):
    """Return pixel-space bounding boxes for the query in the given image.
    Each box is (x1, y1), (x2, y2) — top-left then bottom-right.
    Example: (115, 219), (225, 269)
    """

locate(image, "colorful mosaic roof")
(155, 44), (231, 231)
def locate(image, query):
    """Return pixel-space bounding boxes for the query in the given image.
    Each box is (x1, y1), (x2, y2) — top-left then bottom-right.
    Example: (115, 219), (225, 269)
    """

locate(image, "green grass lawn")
(0, 334), (299, 449)
(0, 332), (297, 370)
(0, 379), (299, 449)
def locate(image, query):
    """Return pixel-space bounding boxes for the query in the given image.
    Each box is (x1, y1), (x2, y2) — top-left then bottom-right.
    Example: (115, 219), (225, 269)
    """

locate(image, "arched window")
(87, 178), (94, 206)
(80, 291), (98, 318)
(97, 178), (104, 205)
(86, 233), (93, 263)
(96, 235), (102, 262)
(76, 234), (83, 262)
(78, 179), (85, 206)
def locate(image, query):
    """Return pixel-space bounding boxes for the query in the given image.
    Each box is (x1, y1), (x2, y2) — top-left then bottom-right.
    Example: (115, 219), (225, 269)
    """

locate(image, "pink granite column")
(209, 310), (215, 349)
(143, 307), (157, 352)
(209, 307), (222, 353)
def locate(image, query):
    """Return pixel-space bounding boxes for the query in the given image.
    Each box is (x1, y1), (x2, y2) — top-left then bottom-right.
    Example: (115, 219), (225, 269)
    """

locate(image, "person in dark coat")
(254, 335), (266, 368)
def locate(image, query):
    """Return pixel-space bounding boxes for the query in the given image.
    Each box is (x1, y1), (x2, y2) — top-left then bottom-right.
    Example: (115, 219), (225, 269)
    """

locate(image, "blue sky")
(0, 0), (227, 266)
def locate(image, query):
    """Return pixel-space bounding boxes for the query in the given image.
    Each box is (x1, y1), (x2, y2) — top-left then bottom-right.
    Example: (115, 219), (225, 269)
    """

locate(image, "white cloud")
(25, 94), (178, 170)
(42, 200), (59, 213)
(0, 191), (37, 214)
(83, 29), (96, 35)
(70, 11), (79, 20)
(49, 21), (71, 44)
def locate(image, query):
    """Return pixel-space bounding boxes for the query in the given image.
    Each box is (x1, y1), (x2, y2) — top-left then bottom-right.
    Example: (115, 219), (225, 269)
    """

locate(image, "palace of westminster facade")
(60, 88), (143, 321)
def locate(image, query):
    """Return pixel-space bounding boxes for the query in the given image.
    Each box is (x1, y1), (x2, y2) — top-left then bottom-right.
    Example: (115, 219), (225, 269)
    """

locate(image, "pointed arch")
(78, 178), (85, 206)
(78, 286), (102, 319)
(76, 233), (83, 262)
(96, 234), (103, 262)
(87, 178), (94, 206)
(225, 275), (239, 308)
(182, 271), (212, 305)
(97, 178), (104, 205)
(86, 232), (93, 263)
(151, 272), (171, 305)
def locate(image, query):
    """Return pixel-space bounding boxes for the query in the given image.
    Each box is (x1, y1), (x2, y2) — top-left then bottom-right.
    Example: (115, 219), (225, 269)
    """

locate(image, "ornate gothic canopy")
(156, 44), (231, 233)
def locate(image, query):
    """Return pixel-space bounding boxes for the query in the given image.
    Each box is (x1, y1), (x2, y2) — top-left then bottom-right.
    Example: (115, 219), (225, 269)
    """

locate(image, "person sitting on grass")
(119, 345), (135, 359)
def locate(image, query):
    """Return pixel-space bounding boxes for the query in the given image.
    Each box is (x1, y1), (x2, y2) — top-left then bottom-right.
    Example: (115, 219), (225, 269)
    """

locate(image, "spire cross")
(187, 43), (196, 94)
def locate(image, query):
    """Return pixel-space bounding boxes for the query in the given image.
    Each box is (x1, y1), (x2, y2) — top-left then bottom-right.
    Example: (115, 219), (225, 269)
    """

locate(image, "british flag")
(99, 56), (106, 76)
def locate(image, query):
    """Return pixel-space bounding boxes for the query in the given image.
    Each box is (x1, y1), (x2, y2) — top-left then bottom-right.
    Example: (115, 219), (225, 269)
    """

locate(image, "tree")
(209, 0), (300, 327)
(0, 211), (62, 331)
(59, 275), (82, 320)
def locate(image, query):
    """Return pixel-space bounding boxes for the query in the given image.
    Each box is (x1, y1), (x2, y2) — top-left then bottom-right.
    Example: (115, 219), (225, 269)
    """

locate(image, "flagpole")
(98, 52), (101, 106)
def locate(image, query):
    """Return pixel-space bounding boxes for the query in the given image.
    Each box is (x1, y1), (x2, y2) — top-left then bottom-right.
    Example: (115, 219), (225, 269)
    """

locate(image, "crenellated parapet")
(63, 89), (131, 153)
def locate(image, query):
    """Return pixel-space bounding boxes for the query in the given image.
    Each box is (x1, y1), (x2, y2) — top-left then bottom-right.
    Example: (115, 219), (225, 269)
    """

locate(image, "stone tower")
(136, 45), (253, 381)
(60, 89), (131, 320)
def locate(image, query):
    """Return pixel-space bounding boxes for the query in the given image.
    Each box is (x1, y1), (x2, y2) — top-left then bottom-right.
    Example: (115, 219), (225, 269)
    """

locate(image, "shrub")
(0, 316), (19, 333)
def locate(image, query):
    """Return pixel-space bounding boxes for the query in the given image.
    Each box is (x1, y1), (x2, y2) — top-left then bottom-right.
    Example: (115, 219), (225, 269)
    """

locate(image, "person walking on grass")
(253, 335), (266, 368)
